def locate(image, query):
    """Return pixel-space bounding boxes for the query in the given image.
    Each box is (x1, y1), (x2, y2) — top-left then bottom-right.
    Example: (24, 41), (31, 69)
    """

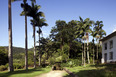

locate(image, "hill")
(0, 46), (33, 53)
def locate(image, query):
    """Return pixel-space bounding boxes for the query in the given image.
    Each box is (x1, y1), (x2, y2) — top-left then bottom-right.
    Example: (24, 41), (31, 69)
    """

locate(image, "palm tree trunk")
(87, 40), (90, 64)
(84, 40), (85, 66)
(93, 38), (95, 64)
(23, 0), (28, 70)
(8, 0), (14, 72)
(93, 46), (95, 64)
(82, 43), (83, 65)
(97, 41), (98, 59)
(39, 28), (41, 66)
(33, 24), (36, 68)
(25, 15), (28, 70)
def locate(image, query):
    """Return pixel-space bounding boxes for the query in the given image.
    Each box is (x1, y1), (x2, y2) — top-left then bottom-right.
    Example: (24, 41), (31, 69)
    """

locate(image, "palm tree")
(30, 19), (36, 68)
(20, 0), (29, 70)
(28, 1), (40, 68)
(75, 16), (92, 65)
(32, 18), (48, 66)
(24, 1), (46, 66)
(12, 0), (36, 69)
(94, 21), (106, 60)
(90, 26), (97, 64)
(8, 0), (13, 72)
(36, 18), (48, 66)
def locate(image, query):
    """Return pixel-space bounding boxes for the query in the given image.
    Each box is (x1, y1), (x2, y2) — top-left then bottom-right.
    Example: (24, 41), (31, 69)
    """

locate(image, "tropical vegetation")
(1, 0), (115, 77)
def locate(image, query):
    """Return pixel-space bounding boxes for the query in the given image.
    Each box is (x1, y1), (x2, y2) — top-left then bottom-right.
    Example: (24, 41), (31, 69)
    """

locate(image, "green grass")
(0, 67), (51, 77)
(64, 63), (116, 77)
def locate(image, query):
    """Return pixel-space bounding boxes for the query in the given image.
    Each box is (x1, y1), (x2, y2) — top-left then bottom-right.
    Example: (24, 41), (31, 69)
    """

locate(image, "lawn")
(64, 63), (116, 77)
(0, 67), (51, 77)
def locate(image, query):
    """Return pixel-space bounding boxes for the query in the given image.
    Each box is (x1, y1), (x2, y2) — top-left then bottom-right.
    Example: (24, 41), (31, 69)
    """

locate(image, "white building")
(101, 31), (116, 63)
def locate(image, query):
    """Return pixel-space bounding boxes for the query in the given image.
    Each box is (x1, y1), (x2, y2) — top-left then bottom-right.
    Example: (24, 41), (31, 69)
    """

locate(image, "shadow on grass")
(0, 68), (43, 77)
(64, 63), (116, 77)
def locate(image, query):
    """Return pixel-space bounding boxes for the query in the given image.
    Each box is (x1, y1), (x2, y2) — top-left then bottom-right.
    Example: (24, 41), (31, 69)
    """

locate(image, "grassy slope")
(0, 67), (51, 77)
(64, 63), (116, 77)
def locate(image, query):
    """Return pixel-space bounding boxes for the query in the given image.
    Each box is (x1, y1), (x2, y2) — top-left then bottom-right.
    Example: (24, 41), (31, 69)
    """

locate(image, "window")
(109, 52), (113, 60)
(104, 43), (107, 50)
(110, 40), (113, 49)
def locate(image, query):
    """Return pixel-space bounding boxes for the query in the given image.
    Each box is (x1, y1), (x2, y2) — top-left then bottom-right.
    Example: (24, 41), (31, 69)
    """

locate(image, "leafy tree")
(67, 20), (77, 58)
(0, 47), (8, 65)
(50, 20), (67, 52)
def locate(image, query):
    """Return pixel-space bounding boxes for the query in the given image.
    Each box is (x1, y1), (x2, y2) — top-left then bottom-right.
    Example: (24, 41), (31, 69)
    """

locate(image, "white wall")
(101, 36), (116, 63)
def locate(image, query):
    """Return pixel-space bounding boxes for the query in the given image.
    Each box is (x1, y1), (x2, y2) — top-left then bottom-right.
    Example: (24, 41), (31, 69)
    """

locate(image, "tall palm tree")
(31, 18), (47, 66)
(12, 0), (36, 69)
(25, 2), (46, 66)
(94, 21), (106, 60)
(8, 0), (13, 72)
(28, 1), (40, 68)
(36, 18), (48, 66)
(20, 0), (29, 70)
(90, 25), (97, 64)
(30, 19), (36, 68)
(75, 16), (92, 65)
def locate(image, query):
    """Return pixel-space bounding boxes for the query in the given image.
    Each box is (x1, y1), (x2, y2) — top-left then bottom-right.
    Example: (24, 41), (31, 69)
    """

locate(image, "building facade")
(101, 31), (116, 63)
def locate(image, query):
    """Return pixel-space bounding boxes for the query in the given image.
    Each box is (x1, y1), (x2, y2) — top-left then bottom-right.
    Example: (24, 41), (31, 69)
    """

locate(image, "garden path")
(36, 70), (66, 77)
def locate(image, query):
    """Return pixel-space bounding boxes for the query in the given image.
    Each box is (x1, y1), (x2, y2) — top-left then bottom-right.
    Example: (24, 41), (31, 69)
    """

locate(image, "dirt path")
(36, 70), (66, 77)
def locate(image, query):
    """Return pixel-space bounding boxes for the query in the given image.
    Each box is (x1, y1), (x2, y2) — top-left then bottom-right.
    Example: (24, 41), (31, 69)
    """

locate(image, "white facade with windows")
(101, 31), (116, 63)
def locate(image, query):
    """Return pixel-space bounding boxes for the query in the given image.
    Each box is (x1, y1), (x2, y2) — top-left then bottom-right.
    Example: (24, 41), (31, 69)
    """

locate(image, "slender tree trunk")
(8, 0), (14, 72)
(84, 40), (85, 66)
(68, 42), (70, 59)
(39, 28), (41, 66)
(87, 40), (90, 64)
(93, 38), (95, 64)
(82, 43), (83, 65)
(23, 0), (28, 70)
(25, 15), (28, 70)
(97, 41), (98, 59)
(33, 24), (36, 68)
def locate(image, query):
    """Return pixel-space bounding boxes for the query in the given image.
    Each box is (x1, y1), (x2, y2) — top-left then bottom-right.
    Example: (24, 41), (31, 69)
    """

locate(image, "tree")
(35, 18), (48, 66)
(20, 0), (36, 70)
(90, 21), (97, 64)
(20, 0), (29, 70)
(8, 0), (13, 72)
(94, 21), (106, 60)
(29, 1), (41, 68)
(67, 20), (77, 58)
(50, 20), (67, 55)
(0, 47), (8, 66)
(75, 16), (92, 65)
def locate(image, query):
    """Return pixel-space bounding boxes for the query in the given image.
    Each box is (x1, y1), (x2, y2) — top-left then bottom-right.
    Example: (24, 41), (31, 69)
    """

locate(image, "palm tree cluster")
(8, 0), (47, 71)
(75, 17), (106, 66)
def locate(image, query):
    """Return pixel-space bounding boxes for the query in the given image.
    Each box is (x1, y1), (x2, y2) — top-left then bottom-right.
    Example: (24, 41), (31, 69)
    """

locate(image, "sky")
(0, 0), (116, 48)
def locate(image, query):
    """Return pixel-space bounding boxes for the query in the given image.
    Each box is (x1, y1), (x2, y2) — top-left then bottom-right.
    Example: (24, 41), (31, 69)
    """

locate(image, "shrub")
(5, 63), (8, 68)
(0, 65), (7, 71)
(61, 59), (82, 67)
(13, 63), (24, 69)
(48, 57), (55, 65)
